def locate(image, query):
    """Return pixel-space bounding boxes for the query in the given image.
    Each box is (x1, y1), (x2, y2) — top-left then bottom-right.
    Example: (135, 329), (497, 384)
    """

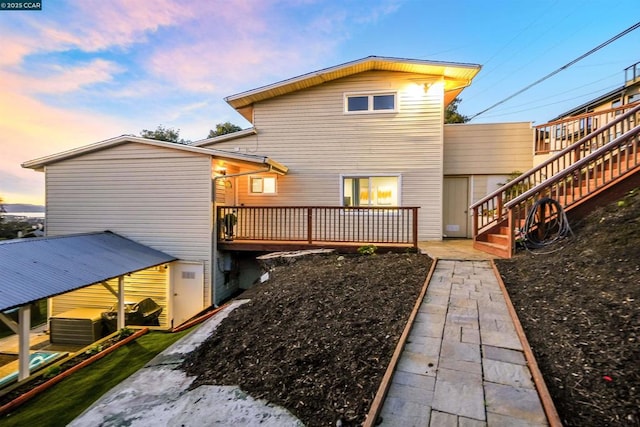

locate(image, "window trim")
(344, 91), (398, 114)
(248, 175), (277, 195)
(340, 174), (402, 207)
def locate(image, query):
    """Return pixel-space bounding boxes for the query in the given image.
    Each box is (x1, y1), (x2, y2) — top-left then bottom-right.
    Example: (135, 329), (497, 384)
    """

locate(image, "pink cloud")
(0, 90), (134, 205)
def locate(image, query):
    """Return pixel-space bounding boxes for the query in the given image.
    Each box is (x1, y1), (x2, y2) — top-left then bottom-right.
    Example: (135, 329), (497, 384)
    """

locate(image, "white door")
(443, 176), (470, 238)
(171, 261), (204, 327)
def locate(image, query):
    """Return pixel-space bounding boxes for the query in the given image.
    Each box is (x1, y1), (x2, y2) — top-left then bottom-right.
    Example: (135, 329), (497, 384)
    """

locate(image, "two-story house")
(22, 56), (534, 326)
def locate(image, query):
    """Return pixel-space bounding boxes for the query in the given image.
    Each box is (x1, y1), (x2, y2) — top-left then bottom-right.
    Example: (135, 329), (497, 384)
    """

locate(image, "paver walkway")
(378, 259), (549, 426)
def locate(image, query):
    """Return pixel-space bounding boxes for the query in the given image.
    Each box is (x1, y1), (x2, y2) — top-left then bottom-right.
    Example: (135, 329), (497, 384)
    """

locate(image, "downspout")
(211, 165), (273, 307)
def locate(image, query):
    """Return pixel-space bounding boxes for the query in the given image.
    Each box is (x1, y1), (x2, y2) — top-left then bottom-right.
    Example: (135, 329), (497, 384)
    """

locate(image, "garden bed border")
(0, 327), (149, 416)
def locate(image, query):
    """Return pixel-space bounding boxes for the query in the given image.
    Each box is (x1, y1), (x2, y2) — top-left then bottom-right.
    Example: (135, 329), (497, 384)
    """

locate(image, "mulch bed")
(182, 252), (431, 426)
(497, 188), (640, 426)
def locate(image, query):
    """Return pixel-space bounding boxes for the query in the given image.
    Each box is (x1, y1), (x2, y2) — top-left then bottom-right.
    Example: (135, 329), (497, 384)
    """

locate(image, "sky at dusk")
(1, 0), (638, 205)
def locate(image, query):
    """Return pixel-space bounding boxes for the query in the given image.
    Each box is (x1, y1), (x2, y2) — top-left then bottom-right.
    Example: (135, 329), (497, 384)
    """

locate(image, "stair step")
(473, 240), (510, 258)
(487, 233), (509, 244)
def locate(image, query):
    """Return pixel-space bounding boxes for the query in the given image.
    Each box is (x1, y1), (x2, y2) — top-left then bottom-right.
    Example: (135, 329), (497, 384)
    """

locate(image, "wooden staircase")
(471, 103), (640, 258)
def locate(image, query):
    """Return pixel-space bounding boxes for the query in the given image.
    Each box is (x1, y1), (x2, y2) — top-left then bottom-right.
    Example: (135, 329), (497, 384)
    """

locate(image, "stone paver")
(377, 259), (549, 426)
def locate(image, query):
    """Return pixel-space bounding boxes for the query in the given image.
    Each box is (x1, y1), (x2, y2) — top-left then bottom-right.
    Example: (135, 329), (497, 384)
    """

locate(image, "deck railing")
(217, 206), (419, 247)
(535, 101), (640, 155)
(471, 103), (640, 243)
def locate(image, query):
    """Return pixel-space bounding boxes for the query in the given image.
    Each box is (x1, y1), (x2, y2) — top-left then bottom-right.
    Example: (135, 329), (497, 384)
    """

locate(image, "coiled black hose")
(520, 197), (573, 252)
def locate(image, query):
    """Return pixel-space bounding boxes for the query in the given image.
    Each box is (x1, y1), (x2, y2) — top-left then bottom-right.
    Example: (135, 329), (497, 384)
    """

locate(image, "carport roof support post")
(18, 305), (31, 381)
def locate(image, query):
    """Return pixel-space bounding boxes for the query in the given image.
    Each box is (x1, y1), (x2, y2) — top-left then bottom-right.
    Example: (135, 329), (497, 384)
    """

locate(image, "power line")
(469, 21), (640, 121)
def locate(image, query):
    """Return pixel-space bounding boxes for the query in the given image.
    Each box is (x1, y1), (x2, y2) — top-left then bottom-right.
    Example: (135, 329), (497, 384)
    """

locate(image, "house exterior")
(22, 137), (287, 325)
(196, 56), (533, 240)
(534, 60), (640, 164)
(23, 56), (534, 312)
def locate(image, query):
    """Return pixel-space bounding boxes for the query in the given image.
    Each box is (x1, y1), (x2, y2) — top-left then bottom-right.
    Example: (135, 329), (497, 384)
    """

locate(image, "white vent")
(181, 271), (196, 280)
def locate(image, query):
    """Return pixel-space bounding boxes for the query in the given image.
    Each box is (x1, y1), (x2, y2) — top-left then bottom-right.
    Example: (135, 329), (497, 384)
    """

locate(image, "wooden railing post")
(412, 208), (418, 248)
(472, 207), (478, 239)
(507, 208), (514, 258)
(307, 207), (313, 244)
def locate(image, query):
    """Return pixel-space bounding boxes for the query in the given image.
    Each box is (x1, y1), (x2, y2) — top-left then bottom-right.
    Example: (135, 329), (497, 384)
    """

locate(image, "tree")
(207, 121), (242, 138)
(445, 98), (469, 124)
(140, 125), (188, 144)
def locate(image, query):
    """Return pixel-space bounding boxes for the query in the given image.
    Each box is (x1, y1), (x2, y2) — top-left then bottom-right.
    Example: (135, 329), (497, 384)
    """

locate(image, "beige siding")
(469, 175), (513, 203)
(444, 123), (534, 175)
(51, 267), (169, 328)
(204, 71), (446, 240)
(45, 143), (214, 306)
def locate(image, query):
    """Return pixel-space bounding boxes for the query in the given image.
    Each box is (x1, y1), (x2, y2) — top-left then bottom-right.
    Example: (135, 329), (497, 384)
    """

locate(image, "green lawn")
(1, 328), (193, 427)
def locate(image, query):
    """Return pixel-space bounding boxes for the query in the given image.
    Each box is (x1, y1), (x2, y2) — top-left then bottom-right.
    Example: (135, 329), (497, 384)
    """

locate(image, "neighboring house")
(534, 60), (640, 163)
(551, 60), (640, 119)
(23, 56), (534, 315)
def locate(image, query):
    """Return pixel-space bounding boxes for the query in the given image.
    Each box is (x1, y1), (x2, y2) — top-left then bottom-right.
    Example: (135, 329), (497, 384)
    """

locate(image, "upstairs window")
(249, 176), (276, 194)
(345, 93), (396, 113)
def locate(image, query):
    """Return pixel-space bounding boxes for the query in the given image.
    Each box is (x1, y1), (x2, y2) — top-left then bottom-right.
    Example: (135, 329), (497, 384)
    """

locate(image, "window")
(612, 98), (622, 116)
(249, 176), (276, 194)
(345, 93), (396, 113)
(628, 93), (640, 104)
(343, 176), (399, 206)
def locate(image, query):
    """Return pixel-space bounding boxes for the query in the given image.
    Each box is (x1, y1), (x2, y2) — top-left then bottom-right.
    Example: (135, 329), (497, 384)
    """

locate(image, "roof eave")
(225, 56), (481, 112)
(192, 128), (257, 147)
(22, 135), (219, 170)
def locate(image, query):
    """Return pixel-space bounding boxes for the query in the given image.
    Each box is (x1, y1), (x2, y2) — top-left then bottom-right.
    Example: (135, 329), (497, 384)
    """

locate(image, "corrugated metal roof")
(0, 232), (177, 312)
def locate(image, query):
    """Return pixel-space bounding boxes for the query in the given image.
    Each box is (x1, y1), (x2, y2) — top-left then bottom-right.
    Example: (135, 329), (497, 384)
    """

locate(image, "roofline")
(191, 127), (257, 147)
(22, 133), (287, 173)
(22, 135), (215, 170)
(224, 55), (481, 111)
(550, 85), (626, 120)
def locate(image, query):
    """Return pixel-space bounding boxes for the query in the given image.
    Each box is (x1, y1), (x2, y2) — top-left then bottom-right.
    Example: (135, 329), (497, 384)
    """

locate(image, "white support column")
(117, 276), (125, 330)
(18, 305), (31, 381)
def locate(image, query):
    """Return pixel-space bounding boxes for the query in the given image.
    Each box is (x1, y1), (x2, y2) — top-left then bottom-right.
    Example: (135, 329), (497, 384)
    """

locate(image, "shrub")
(357, 244), (377, 255)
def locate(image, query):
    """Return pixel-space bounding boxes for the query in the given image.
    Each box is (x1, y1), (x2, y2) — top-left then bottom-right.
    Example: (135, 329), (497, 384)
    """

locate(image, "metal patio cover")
(0, 231), (177, 312)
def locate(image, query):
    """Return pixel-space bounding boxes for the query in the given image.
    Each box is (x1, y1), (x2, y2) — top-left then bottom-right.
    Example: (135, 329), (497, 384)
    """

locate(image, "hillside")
(2, 204), (45, 213)
(180, 188), (639, 426)
(183, 253), (431, 426)
(497, 188), (640, 426)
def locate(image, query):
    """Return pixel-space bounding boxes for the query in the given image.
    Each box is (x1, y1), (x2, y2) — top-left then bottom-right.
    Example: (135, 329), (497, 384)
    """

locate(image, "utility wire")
(469, 21), (640, 120)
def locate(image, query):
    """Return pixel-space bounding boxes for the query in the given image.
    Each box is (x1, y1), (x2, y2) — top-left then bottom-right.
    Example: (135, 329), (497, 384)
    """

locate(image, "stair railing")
(505, 122), (640, 234)
(471, 103), (640, 238)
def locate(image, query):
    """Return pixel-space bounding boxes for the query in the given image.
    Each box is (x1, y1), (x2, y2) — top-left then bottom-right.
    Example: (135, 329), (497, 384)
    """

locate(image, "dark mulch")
(497, 188), (640, 426)
(182, 252), (431, 426)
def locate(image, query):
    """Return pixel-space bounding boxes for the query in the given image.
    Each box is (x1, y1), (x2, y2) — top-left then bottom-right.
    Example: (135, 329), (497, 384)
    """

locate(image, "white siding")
(51, 267), (170, 328)
(444, 122), (534, 175)
(45, 143), (214, 306)
(204, 71), (446, 240)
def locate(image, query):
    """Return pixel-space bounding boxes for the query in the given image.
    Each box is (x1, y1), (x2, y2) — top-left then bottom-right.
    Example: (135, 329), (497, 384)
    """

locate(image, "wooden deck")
(217, 206), (419, 252)
(217, 239), (414, 253)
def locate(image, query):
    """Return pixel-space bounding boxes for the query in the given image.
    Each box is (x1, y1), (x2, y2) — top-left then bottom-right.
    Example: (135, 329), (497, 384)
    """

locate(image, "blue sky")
(1, 0), (638, 204)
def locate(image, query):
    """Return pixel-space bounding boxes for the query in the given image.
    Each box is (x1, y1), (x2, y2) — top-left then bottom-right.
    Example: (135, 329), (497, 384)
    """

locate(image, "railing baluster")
(216, 206), (419, 248)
